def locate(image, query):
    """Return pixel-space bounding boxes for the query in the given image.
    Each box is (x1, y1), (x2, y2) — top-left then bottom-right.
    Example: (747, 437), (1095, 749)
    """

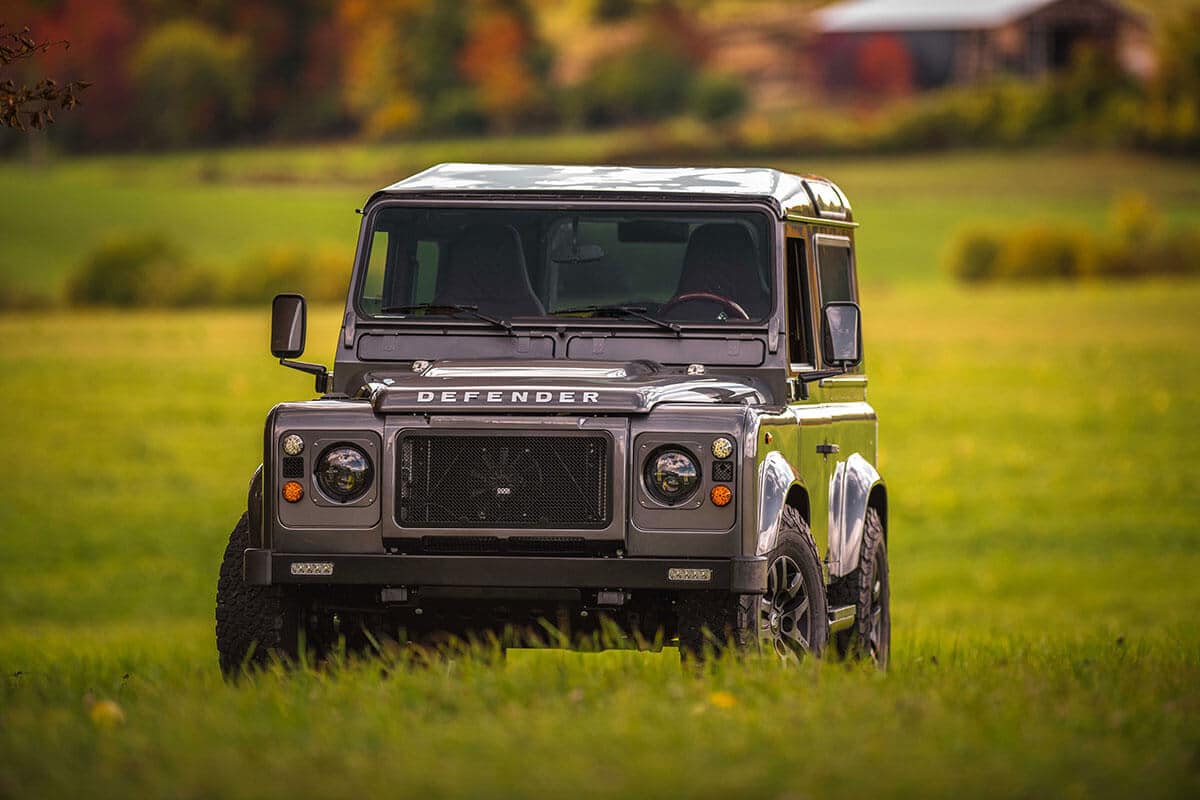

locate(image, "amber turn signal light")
(282, 481), (304, 503)
(710, 485), (733, 507)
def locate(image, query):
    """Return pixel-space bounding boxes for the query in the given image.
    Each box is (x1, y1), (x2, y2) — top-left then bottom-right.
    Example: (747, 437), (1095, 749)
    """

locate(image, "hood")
(365, 359), (768, 415)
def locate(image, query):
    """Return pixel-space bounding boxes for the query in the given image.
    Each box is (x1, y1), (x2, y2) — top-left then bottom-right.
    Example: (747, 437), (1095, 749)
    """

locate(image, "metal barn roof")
(374, 163), (851, 221)
(816, 0), (1115, 33)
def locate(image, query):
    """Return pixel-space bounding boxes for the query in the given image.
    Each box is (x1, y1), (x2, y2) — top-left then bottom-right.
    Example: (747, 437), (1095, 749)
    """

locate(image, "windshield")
(357, 207), (773, 325)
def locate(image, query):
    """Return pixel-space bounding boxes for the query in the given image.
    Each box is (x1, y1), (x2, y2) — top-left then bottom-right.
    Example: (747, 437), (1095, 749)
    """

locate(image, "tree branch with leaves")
(0, 23), (91, 131)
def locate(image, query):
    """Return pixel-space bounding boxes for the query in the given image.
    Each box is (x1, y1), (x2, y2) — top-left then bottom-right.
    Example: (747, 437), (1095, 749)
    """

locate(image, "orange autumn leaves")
(337, 0), (543, 138)
(459, 9), (539, 132)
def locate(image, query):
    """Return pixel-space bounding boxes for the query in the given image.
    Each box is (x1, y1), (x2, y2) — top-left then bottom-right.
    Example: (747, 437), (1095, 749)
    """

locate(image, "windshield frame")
(349, 198), (781, 334)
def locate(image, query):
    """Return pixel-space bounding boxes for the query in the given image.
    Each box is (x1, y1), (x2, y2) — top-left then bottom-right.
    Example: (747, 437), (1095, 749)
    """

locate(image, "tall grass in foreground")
(1, 282), (1198, 797)
(1, 630), (1197, 799)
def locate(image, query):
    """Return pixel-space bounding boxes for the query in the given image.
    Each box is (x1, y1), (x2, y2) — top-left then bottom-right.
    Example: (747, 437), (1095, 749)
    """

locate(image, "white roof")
(375, 163), (839, 218)
(818, 0), (1076, 33)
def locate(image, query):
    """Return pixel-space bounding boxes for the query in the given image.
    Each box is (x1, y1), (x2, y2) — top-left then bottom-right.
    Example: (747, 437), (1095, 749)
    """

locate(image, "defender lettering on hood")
(416, 390), (602, 404)
(367, 362), (769, 414)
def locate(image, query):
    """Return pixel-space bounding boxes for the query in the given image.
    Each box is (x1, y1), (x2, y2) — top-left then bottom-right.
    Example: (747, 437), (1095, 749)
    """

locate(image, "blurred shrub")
(422, 90), (489, 137)
(66, 237), (349, 308)
(222, 244), (347, 305)
(943, 229), (1004, 283)
(947, 194), (1200, 283)
(67, 233), (216, 307)
(572, 43), (695, 125)
(690, 73), (748, 124)
(1147, 229), (1200, 276)
(130, 21), (250, 148)
(995, 226), (1100, 281)
(0, 283), (55, 312)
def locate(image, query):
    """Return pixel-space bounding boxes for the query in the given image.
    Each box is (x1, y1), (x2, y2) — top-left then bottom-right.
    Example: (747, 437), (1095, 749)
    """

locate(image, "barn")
(813, 0), (1152, 95)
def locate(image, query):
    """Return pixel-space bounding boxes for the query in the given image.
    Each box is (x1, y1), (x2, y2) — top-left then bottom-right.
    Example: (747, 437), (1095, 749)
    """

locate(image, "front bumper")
(244, 549), (767, 594)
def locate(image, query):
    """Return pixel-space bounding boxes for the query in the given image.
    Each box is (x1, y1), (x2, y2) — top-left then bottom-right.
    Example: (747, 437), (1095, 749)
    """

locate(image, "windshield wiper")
(381, 303), (513, 333)
(553, 305), (680, 333)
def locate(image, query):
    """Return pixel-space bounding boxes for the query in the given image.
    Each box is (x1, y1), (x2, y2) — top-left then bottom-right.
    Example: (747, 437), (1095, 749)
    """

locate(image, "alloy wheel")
(759, 554), (815, 660)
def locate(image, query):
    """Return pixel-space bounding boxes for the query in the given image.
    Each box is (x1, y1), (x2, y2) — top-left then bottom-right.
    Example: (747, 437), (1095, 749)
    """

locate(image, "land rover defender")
(215, 163), (889, 672)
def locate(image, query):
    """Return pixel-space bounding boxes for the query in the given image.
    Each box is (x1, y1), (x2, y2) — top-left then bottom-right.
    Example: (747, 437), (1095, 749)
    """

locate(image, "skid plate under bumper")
(244, 549), (768, 594)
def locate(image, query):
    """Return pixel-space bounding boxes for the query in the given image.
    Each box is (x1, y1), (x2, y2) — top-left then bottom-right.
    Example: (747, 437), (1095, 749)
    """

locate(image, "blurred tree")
(29, 0), (133, 146)
(223, 0), (347, 138)
(0, 23), (91, 132)
(690, 72), (747, 123)
(1142, 7), (1200, 154)
(339, 0), (550, 137)
(593, 0), (638, 22)
(574, 40), (694, 124)
(337, 0), (423, 138)
(459, 3), (542, 132)
(130, 20), (250, 148)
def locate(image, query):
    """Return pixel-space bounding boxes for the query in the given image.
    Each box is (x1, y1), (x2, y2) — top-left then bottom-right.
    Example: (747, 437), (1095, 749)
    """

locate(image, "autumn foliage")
(0, 23), (91, 131)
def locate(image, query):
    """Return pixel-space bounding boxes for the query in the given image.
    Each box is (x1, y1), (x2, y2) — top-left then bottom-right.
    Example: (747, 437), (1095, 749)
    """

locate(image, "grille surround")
(396, 432), (613, 530)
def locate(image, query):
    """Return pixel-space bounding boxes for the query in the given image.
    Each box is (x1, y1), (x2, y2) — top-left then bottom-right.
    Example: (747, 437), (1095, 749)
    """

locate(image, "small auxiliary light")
(282, 434), (305, 456)
(710, 485), (733, 507)
(282, 481), (304, 503)
(711, 437), (733, 459)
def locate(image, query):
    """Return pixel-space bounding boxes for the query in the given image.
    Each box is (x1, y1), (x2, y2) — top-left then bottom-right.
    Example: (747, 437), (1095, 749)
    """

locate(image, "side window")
(359, 231), (440, 313)
(411, 241), (440, 304)
(359, 230), (389, 314)
(785, 237), (814, 366)
(815, 236), (856, 304)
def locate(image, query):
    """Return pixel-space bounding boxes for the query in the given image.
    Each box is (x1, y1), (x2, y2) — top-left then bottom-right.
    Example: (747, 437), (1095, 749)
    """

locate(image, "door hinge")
(816, 443), (840, 455)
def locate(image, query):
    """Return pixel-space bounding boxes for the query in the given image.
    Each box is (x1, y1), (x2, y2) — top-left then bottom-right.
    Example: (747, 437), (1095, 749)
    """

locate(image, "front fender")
(248, 465), (263, 548)
(828, 453), (884, 578)
(754, 450), (803, 556)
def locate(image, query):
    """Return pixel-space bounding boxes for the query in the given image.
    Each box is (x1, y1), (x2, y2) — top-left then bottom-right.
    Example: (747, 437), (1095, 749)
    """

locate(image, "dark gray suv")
(215, 163), (889, 672)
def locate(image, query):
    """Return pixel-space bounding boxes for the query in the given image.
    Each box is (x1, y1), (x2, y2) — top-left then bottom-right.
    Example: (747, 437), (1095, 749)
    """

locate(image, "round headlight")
(315, 444), (373, 502)
(644, 447), (701, 505)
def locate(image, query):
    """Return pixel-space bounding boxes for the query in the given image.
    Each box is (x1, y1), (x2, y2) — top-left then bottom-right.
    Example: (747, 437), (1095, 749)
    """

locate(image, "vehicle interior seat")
(666, 223), (770, 319)
(434, 223), (546, 316)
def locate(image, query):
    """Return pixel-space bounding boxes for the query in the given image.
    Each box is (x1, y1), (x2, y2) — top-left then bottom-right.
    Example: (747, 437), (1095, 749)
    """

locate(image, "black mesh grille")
(281, 457), (305, 478)
(509, 536), (588, 554)
(711, 460), (734, 482)
(420, 536), (502, 554)
(397, 433), (611, 529)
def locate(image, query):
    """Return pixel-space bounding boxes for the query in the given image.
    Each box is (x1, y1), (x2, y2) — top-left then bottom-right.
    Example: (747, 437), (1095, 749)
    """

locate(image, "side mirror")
(821, 301), (862, 368)
(271, 293), (307, 359)
(270, 293), (332, 393)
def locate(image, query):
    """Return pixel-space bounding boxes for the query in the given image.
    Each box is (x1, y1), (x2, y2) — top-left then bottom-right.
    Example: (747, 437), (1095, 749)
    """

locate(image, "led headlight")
(282, 434), (305, 456)
(711, 437), (733, 459)
(315, 444), (373, 502)
(644, 446), (701, 505)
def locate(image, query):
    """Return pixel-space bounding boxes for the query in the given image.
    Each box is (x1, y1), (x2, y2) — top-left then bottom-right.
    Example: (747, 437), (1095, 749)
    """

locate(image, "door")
(784, 233), (833, 561)
(812, 233), (876, 575)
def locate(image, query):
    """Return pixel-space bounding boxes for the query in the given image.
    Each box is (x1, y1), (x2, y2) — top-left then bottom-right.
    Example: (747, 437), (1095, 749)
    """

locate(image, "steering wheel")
(659, 291), (750, 320)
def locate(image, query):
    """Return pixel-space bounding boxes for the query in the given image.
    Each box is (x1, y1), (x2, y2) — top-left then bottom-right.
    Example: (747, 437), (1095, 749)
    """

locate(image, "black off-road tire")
(215, 513), (299, 678)
(833, 508), (890, 668)
(678, 506), (828, 661)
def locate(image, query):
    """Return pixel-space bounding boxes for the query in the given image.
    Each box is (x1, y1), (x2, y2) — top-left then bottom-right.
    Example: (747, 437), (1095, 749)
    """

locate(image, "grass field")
(2, 276), (1199, 797)
(4, 141), (1200, 294)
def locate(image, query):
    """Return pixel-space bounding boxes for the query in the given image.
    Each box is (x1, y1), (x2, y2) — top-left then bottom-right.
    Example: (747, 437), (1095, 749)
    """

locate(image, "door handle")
(816, 443), (840, 455)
